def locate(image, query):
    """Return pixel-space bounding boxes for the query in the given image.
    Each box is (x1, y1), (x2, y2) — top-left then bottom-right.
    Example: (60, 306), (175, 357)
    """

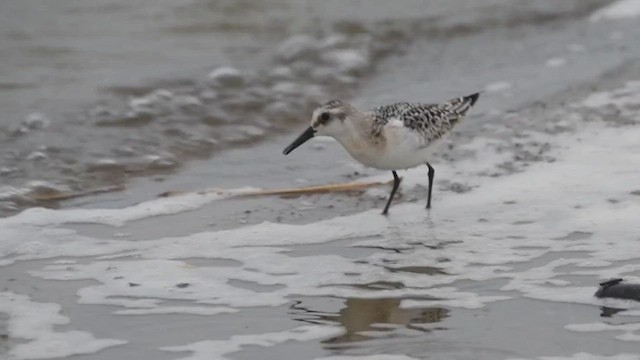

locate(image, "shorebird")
(283, 93), (480, 215)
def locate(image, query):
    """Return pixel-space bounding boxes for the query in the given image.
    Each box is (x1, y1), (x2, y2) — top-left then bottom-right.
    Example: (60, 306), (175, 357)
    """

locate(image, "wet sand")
(3, 1), (640, 360)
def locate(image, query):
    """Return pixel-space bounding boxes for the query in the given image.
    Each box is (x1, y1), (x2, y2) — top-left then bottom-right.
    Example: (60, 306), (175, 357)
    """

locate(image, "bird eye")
(319, 112), (330, 123)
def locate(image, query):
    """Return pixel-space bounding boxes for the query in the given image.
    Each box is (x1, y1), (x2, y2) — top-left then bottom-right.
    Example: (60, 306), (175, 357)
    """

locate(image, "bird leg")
(382, 171), (401, 215)
(426, 163), (435, 209)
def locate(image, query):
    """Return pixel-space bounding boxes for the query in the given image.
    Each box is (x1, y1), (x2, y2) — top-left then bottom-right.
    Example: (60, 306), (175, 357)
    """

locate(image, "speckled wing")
(370, 102), (411, 136)
(371, 93), (479, 144)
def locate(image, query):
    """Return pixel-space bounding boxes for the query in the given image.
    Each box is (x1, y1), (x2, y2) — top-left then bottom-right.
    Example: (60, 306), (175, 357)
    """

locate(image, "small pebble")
(207, 67), (245, 88)
(275, 34), (318, 62)
(22, 112), (51, 130)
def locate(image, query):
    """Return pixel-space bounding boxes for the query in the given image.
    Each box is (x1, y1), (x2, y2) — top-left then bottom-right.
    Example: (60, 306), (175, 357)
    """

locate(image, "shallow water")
(0, 0), (609, 216)
(3, 89), (640, 359)
(3, 1), (640, 360)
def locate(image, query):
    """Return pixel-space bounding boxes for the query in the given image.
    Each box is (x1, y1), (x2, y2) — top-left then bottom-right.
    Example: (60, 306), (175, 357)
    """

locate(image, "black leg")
(382, 171), (401, 215)
(426, 163), (435, 209)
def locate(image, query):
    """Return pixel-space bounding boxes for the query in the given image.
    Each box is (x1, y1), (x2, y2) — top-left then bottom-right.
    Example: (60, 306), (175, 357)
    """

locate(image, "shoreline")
(0, 0), (616, 217)
(3, 2), (640, 359)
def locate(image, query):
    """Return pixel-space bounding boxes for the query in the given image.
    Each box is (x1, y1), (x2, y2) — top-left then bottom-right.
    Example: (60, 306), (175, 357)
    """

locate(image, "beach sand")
(2, 1), (640, 359)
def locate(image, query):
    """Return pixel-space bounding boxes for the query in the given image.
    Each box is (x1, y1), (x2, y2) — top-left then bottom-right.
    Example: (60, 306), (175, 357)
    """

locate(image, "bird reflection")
(290, 297), (449, 346)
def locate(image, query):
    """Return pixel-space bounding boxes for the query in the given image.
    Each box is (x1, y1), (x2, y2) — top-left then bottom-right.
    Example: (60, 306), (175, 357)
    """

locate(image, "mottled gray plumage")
(370, 93), (479, 141)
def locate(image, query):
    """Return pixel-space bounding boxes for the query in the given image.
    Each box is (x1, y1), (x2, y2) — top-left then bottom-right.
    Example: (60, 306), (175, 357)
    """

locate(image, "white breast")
(335, 120), (444, 171)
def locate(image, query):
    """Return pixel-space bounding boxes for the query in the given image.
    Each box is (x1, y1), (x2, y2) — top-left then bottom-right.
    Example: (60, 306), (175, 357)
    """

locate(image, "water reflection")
(291, 298), (449, 346)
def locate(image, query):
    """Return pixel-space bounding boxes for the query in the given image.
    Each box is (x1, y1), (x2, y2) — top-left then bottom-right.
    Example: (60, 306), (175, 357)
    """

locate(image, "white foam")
(581, 81), (640, 117)
(3, 82), (640, 356)
(0, 292), (126, 359)
(590, 0), (640, 21)
(566, 322), (640, 342)
(161, 325), (343, 360)
(1, 187), (254, 228)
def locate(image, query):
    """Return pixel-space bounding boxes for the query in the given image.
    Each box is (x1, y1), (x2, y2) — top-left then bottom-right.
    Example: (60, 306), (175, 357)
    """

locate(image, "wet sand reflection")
(291, 297), (449, 346)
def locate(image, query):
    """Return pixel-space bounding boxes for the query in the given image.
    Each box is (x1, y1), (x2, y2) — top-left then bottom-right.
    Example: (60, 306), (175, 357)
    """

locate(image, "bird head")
(283, 100), (353, 155)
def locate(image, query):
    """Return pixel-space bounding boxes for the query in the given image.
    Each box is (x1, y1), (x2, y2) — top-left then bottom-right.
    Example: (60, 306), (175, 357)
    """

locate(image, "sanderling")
(283, 93), (480, 215)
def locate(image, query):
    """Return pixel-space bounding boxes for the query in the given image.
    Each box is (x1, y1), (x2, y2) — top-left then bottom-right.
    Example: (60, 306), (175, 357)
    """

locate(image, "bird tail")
(448, 92), (480, 116)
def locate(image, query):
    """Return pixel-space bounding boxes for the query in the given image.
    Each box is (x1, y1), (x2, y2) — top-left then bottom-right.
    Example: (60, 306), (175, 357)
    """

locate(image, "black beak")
(283, 127), (316, 155)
